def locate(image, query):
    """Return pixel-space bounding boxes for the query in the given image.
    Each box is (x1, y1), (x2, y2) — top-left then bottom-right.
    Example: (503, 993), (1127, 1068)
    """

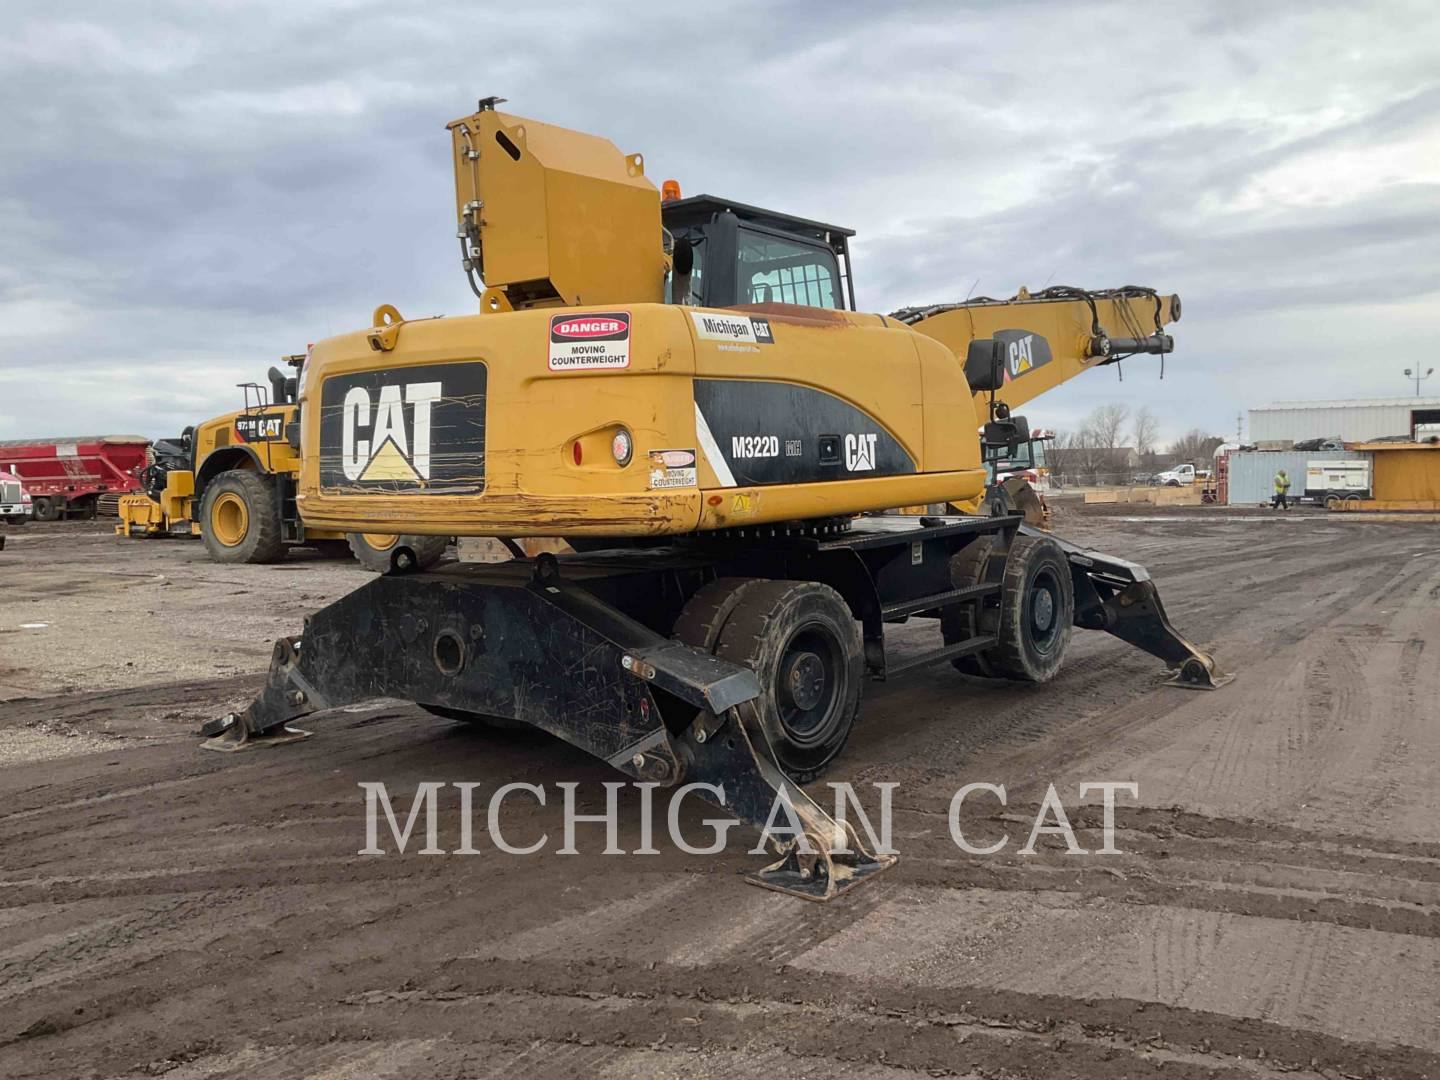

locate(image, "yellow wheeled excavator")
(206, 99), (1227, 900)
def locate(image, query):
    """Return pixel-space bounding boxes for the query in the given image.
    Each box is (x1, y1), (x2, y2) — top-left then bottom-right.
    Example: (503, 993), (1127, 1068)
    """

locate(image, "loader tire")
(709, 580), (863, 784)
(200, 470), (284, 564)
(346, 532), (448, 573)
(980, 535), (1073, 682)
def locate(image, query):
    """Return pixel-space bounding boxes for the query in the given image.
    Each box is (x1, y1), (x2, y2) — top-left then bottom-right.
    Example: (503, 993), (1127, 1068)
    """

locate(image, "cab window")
(737, 227), (839, 308)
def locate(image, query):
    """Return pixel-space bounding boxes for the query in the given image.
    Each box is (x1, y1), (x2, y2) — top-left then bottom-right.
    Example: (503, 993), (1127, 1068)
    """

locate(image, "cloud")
(0, 0), (1436, 447)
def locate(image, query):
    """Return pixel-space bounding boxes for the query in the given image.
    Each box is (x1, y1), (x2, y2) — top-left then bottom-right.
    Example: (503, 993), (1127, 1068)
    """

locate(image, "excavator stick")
(201, 556), (894, 901)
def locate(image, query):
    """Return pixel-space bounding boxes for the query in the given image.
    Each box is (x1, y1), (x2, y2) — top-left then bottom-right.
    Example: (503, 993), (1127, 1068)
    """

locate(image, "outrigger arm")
(200, 556), (894, 901)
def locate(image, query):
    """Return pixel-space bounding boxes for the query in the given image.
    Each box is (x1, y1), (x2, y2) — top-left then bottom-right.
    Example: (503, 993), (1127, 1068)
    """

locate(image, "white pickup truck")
(1156, 463), (1211, 486)
(1, 469), (32, 524)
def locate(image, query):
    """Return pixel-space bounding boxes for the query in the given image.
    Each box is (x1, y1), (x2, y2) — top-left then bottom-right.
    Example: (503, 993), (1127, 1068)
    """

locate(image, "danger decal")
(648, 448), (697, 490)
(548, 311), (631, 371)
(318, 362), (487, 492)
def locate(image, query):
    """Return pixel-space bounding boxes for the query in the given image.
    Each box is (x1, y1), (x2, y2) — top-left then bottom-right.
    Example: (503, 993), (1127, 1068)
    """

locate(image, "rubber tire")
(980, 535), (1074, 682)
(200, 471), (285, 564)
(32, 497), (60, 522)
(672, 577), (770, 652)
(1165, 479), (1181, 487)
(711, 580), (864, 784)
(941, 535), (1002, 677)
(347, 532), (448, 573)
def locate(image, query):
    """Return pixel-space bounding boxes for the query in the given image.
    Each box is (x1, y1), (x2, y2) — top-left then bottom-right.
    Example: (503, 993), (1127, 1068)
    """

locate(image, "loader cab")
(662, 195), (857, 311)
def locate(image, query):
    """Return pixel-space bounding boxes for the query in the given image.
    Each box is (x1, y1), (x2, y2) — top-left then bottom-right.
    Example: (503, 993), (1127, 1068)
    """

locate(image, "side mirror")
(964, 339), (1004, 392)
(982, 414), (1031, 450)
(982, 421), (1017, 448)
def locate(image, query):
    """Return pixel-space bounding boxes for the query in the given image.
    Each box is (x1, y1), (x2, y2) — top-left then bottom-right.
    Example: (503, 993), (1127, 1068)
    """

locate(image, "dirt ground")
(2, 508), (1438, 1078)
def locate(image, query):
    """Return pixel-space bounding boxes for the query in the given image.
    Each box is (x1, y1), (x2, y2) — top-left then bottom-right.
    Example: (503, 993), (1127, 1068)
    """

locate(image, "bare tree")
(1131, 407), (1159, 457)
(1078, 404), (1131, 483)
(1045, 430), (1078, 485)
(1168, 428), (1224, 464)
(1081, 403), (1130, 449)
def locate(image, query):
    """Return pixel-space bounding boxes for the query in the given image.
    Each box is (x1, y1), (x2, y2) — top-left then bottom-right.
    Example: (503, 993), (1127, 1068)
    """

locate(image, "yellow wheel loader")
(117, 358), (447, 571)
(206, 100), (1229, 900)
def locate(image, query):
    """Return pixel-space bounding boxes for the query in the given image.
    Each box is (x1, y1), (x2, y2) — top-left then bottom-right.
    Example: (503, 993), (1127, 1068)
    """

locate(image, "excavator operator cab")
(662, 195), (857, 311)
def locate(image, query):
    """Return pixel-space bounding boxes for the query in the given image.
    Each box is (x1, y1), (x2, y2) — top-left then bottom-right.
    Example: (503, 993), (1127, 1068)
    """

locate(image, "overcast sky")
(2, 1), (1437, 446)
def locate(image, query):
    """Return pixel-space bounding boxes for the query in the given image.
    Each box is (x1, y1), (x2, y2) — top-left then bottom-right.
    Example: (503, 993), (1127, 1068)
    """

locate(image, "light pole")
(1404, 366), (1434, 396)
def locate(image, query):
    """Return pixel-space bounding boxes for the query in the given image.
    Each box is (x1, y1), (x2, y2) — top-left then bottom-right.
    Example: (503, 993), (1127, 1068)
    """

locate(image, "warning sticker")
(648, 448), (697, 490)
(548, 311), (631, 371)
(690, 311), (774, 345)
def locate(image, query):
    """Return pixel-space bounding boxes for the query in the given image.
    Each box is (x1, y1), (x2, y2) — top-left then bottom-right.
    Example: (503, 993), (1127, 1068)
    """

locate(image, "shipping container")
(1250, 398), (1440, 444)
(1225, 449), (1366, 506)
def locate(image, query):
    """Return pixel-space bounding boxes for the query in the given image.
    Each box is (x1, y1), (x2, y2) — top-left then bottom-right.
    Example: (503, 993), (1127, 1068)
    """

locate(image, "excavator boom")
(894, 287), (1179, 421)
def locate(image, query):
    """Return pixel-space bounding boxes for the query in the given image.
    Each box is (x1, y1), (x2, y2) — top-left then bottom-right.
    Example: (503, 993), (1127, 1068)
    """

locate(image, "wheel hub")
(781, 650), (826, 712)
(1031, 588), (1055, 632)
(212, 492), (249, 547)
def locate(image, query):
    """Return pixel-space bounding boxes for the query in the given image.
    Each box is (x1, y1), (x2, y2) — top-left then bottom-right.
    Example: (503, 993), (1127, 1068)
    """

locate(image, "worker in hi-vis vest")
(1272, 468), (1291, 510)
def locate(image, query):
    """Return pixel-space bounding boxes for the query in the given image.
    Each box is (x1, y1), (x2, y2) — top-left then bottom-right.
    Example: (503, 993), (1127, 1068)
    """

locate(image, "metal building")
(1249, 398), (1440, 444)
(1225, 449), (1366, 506)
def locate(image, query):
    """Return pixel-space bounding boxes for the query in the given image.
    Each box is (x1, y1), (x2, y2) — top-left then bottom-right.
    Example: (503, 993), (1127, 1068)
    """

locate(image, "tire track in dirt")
(5, 515), (1439, 1078)
(385, 956), (1440, 1079)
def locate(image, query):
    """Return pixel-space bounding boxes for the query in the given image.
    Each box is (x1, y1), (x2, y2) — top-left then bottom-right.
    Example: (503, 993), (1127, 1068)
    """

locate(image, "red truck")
(0, 436), (149, 521)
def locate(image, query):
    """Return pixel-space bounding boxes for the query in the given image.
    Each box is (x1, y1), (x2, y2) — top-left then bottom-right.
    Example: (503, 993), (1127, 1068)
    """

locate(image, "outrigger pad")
(747, 838), (896, 902)
(201, 719), (312, 752)
(685, 701), (898, 902)
(1165, 656), (1235, 691)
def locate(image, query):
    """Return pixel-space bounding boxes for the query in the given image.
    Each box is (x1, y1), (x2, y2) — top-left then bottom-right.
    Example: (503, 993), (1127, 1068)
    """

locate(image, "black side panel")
(318, 361), (486, 493)
(694, 378), (915, 486)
